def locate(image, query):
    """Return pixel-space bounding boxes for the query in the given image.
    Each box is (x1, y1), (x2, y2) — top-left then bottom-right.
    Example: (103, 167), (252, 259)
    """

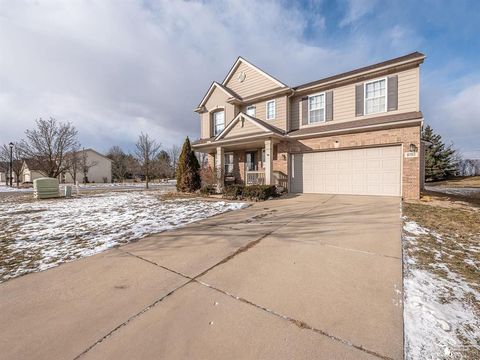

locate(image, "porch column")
(264, 139), (273, 185)
(215, 146), (224, 192)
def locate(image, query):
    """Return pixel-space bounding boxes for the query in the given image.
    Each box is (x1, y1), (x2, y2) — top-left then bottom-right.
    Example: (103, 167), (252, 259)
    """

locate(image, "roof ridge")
(293, 51), (425, 90)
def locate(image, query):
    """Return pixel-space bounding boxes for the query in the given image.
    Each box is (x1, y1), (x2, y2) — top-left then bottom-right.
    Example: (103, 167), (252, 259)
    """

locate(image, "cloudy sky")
(0, 0), (479, 157)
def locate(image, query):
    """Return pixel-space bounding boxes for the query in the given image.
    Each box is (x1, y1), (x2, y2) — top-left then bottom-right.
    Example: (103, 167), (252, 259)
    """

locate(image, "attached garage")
(290, 146), (402, 196)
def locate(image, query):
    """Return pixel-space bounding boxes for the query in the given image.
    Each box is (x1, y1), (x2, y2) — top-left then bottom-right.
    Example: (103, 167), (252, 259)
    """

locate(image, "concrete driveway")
(0, 194), (403, 360)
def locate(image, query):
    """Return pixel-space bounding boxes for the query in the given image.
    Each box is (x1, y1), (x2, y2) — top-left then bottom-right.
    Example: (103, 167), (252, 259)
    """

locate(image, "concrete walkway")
(0, 194), (403, 360)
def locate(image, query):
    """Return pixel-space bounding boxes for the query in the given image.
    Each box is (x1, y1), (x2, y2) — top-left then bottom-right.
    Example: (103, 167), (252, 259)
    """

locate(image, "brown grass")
(427, 176), (480, 188)
(404, 199), (480, 294)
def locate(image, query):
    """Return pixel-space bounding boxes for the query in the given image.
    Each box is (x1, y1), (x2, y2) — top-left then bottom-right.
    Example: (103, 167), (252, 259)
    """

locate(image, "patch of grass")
(404, 201), (480, 293)
(428, 176), (480, 188)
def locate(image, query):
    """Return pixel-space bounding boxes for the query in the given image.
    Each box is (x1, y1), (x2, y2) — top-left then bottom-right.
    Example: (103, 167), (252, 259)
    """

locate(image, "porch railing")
(246, 171), (265, 185)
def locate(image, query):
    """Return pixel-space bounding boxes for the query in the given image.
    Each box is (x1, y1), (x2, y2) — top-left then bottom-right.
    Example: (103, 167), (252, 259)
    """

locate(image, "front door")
(245, 151), (257, 172)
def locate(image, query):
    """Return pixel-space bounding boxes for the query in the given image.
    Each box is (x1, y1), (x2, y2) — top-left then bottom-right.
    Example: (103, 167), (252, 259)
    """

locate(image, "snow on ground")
(0, 192), (246, 282)
(403, 220), (480, 359)
(0, 185), (32, 193)
(0, 181), (177, 193)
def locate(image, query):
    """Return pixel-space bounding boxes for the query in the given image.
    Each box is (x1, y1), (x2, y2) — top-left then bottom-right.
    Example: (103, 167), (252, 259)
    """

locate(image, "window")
(213, 110), (225, 135)
(365, 79), (386, 115)
(246, 105), (256, 117)
(224, 153), (234, 174)
(308, 93), (325, 123)
(266, 100), (275, 120)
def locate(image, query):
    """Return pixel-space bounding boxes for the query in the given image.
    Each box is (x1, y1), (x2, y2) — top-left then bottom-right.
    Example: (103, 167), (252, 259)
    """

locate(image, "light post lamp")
(9, 142), (14, 187)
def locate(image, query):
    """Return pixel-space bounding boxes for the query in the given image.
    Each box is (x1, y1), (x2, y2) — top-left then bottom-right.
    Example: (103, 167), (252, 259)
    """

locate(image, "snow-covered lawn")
(403, 202), (480, 359)
(0, 191), (246, 283)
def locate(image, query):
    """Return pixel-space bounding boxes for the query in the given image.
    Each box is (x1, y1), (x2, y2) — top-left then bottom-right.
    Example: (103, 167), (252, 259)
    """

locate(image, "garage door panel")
(291, 146), (401, 196)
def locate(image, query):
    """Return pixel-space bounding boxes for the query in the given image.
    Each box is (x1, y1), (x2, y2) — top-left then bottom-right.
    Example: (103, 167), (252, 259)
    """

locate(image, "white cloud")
(425, 83), (480, 159)
(339, 0), (378, 27)
(0, 0), (341, 152)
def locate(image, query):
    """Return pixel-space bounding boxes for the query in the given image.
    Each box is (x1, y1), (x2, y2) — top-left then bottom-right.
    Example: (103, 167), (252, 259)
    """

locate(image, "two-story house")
(192, 52), (425, 199)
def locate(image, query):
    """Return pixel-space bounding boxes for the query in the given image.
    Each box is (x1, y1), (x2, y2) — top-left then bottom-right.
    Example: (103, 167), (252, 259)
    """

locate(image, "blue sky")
(0, 0), (479, 157)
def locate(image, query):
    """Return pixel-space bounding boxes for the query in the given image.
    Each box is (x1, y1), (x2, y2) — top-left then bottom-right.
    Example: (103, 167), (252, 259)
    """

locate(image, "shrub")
(200, 185), (216, 196)
(223, 184), (277, 201)
(176, 137), (201, 192)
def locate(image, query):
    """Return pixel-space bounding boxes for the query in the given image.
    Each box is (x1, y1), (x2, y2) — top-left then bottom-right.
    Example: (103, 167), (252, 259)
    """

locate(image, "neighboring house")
(64, 148), (113, 184)
(21, 159), (48, 183)
(192, 52), (425, 199)
(21, 149), (112, 184)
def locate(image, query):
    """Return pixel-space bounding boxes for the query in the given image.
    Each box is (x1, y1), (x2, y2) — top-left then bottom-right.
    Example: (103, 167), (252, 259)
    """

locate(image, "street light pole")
(9, 142), (14, 187)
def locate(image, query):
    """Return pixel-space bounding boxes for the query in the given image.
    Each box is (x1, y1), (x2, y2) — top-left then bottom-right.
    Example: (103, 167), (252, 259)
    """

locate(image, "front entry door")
(245, 151), (257, 172)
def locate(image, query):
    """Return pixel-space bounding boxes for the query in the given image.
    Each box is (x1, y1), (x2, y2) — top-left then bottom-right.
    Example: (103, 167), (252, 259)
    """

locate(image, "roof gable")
(197, 82), (239, 109)
(222, 57), (287, 98)
(215, 112), (283, 140)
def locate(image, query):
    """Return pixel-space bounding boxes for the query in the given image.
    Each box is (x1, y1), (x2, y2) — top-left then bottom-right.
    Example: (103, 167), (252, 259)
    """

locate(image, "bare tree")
(107, 146), (130, 182)
(20, 118), (79, 178)
(135, 133), (161, 189)
(79, 149), (98, 184)
(168, 144), (181, 177)
(64, 145), (81, 183)
(154, 150), (173, 179)
(0, 142), (23, 186)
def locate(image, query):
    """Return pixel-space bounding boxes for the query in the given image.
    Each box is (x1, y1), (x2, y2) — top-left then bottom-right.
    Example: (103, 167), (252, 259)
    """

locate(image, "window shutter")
(210, 114), (214, 137)
(301, 97), (308, 126)
(387, 75), (398, 111)
(325, 91), (333, 121)
(355, 84), (364, 116)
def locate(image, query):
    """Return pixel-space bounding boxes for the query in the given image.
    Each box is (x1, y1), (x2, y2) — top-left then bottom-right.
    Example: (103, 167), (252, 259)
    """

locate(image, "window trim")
(364, 77), (388, 115)
(246, 105), (256, 117)
(266, 100), (276, 120)
(307, 91), (326, 124)
(212, 109), (225, 136)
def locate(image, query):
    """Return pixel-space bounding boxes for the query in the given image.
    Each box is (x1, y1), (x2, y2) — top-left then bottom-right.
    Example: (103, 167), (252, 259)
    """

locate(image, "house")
(21, 159), (49, 183)
(63, 148), (113, 184)
(21, 149), (112, 184)
(192, 52), (425, 199)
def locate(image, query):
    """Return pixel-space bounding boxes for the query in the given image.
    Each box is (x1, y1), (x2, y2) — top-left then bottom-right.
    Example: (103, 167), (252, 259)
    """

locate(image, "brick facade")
(274, 125), (421, 199)
(206, 125), (421, 199)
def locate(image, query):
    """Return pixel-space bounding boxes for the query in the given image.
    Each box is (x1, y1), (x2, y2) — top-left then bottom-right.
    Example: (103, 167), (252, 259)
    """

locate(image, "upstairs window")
(213, 110), (225, 136)
(246, 105), (256, 117)
(266, 100), (276, 120)
(308, 93), (325, 123)
(365, 79), (386, 115)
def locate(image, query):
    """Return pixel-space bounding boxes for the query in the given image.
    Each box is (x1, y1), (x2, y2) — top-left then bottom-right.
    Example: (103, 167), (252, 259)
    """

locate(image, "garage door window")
(308, 93), (325, 123)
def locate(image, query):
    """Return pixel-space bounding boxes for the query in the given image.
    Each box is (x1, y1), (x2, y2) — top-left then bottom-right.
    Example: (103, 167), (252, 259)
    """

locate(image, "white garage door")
(291, 146), (402, 196)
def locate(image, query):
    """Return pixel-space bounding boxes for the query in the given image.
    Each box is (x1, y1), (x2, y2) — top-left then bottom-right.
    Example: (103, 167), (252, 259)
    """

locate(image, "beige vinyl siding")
(225, 61), (279, 98)
(290, 67), (420, 130)
(224, 119), (264, 139)
(200, 86), (237, 139)
(241, 95), (287, 131)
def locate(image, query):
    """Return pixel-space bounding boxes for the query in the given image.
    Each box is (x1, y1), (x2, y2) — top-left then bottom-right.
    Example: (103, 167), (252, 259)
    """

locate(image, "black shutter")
(387, 75), (398, 111)
(301, 97), (308, 126)
(355, 83), (364, 116)
(325, 91), (333, 121)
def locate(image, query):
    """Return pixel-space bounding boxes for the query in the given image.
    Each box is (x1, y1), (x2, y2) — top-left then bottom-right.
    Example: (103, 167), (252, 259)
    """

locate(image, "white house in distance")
(64, 148), (113, 184)
(21, 148), (112, 184)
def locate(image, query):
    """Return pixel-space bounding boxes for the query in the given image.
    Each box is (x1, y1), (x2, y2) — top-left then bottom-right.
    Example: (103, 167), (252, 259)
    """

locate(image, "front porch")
(196, 138), (288, 191)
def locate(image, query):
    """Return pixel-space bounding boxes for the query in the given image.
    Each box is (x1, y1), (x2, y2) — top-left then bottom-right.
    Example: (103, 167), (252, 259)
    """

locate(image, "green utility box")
(33, 177), (60, 199)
